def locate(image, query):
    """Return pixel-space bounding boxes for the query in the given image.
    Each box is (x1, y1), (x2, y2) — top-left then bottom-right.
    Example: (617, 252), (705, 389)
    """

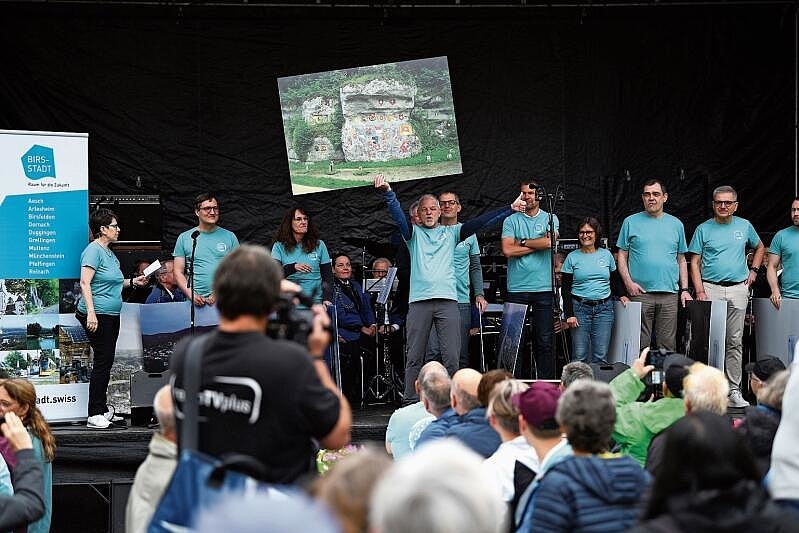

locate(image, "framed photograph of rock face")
(277, 56), (462, 195)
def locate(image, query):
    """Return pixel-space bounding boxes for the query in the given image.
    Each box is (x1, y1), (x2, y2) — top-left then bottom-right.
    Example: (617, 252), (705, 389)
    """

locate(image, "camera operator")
(607, 347), (694, 466)
(169, 244), (352, 485)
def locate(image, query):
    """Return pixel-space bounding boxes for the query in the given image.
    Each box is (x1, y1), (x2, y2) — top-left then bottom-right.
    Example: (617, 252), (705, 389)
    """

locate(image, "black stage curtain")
(0, 4), (794, 263)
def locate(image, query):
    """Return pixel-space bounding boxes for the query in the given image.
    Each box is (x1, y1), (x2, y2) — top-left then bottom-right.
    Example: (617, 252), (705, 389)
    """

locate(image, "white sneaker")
(728, 389), (750, 408)
(103, 407), (123, 422)
(87, 414), (112, 429)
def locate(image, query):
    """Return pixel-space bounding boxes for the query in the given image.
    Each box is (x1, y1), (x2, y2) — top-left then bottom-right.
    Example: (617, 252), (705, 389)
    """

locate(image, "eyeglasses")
(440, 200), (460, 206)
(293, 217), (309, 222)
(578, 230), (595, 235)
(713, 200), (737, 207)
(199, 206), (219, 213)
(105, 223), (120, 229)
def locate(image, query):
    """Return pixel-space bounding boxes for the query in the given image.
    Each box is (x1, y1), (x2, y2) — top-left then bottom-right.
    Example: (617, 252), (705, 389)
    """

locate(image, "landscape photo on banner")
(277, 56), (462, 195)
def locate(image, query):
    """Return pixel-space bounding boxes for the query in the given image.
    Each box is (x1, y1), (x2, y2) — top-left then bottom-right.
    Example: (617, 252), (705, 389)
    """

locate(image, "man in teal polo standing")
(173, 192), (239, 307)
(767, 197), (799, 309)
(616, 179), (692, 352)
(689, 185), (765, 408)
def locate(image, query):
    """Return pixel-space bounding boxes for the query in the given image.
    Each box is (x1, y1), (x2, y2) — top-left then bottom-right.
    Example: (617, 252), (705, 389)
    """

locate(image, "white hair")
(370, 440), (506, 533)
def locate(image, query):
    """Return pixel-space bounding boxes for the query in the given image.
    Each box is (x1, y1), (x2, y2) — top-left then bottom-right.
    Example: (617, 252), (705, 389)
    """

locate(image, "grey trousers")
(426, 302), (473, 369)
(632, 292), (678, 352)
(404, 299), (460, 400)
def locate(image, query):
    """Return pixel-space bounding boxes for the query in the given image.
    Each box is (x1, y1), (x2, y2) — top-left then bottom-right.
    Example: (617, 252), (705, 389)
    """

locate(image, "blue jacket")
(329, 280), (375, 343)
(528, 453), (650, 533)
(446, 407), (501, 458)
(415, 408), (458, 449)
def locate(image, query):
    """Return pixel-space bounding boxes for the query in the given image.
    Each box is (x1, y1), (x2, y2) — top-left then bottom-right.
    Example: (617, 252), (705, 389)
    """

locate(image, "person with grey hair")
(409, 362), (453, 451)
(375, 175), (525, 402)
(126, 385), (178, 533)
(529, 380), (650, 533)
(689, 185), (765, 408)
(370, 440), (506, 533)
(419, 369), (501, 457)
(736, 368), (791, 478)
(145, 259), (187, 304)
(385, 362), (440, 460)
(169, 244), (351, 484)
(484, 379), (539, 503)
(559, 361), (595, 390)
(645, 363), (728, 476)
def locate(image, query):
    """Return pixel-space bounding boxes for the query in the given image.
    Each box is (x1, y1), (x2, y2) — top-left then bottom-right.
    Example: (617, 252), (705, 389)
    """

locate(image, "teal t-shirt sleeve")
(271, 242), (286, 264)
(501, 216), (514, 238)
(561, 253), (574, 274)
(616, 218), (630, 250)
(81, 243), (102, 269)
(173, 232), (188, 259)
(687, 224), (704, 255)
(608, 249), (617, 272)
(553, 213), (560, 234)
(319, 241), (331, 264)
(677, 222), (688, 253)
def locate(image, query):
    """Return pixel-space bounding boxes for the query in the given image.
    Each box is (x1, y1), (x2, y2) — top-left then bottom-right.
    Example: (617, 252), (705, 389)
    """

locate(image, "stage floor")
(52, 403), (394, 484)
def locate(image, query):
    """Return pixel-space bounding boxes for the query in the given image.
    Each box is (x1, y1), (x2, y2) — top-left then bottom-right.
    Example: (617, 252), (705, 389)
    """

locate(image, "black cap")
(663, 354), (694, 398)
(745, 356), (786, 382)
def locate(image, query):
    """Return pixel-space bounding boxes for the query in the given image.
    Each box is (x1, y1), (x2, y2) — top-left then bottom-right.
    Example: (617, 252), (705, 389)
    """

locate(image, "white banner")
(753, 297), (799, 367)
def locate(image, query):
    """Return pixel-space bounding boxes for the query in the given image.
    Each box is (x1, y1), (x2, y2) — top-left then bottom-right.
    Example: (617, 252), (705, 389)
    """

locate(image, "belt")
(572, 295), (611, 306)
(702, 279), (745, 287)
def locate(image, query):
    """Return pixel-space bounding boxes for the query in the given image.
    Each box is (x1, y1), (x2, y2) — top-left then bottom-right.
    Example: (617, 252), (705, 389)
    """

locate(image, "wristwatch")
(749, 266), (759, 272)
(678, 288), (689, 294)
(520, 239), (527, 247)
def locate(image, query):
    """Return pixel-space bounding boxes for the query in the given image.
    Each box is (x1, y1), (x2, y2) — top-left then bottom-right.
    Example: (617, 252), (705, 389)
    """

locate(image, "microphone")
(536, 186), (547, 201)
(191, 230), (200, 240)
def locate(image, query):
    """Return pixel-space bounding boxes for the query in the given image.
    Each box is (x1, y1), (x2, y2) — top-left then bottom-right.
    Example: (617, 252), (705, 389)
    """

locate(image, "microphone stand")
(190, 230), (199, 336)
(538, 185), (566, 374)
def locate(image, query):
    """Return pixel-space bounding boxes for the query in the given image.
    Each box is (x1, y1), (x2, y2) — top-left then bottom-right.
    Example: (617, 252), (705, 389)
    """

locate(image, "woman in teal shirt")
(561, 217), (628, 363)
(271, 207), (333, 305)
(76, 209), (147, 429)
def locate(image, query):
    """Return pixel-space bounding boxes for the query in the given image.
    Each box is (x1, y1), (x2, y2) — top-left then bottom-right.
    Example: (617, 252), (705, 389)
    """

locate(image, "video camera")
(266, 292), (315, 344)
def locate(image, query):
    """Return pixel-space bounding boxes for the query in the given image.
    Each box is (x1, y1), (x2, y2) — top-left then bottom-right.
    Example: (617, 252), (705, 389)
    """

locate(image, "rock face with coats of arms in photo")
(339, 79), (422, 162)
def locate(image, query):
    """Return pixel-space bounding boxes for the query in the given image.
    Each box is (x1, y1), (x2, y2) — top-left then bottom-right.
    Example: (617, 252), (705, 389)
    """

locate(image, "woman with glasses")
(561, 217), (628, 363)
(0, 379), (56, 533)
(272, 207), (332, 305)
(76, 209), (147, 429)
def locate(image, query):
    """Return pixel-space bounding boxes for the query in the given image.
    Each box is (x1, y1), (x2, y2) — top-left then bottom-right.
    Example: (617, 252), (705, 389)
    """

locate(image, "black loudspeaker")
(130, 370), (171, 426)
(90, 195), (161, 244)
(589, 362), (629, 384)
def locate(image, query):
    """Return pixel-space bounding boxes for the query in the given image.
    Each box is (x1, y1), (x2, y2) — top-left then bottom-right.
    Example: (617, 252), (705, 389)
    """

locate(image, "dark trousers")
(506, 291), (555, 379)
(76, 312), (120, 416)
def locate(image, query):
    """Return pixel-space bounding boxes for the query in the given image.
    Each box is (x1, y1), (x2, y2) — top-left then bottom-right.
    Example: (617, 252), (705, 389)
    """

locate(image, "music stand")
(366, 267), (403, 404)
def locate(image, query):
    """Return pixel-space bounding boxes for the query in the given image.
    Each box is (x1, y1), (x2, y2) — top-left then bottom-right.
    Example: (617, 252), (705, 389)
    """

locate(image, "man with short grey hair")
(385, 361), (441, 460)
(559, 361), (594, 390)
(689, 185), (765, 407)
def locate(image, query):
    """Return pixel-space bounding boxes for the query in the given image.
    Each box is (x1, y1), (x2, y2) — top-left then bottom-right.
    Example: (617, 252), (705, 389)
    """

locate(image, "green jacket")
(610, 369), (684, 466)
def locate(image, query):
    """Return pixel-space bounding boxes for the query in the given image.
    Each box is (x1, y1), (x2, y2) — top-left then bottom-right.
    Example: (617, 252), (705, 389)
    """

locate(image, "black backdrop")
(0, 2), (796, 265)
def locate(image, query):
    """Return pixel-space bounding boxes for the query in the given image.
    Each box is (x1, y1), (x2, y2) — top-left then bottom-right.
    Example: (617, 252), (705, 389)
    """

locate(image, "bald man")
(416, 369), (501, 457)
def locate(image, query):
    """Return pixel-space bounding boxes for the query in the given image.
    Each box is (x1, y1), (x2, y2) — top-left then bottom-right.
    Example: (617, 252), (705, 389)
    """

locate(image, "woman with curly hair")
(271, 206), (333, 304)
(0, 379), (56, 533)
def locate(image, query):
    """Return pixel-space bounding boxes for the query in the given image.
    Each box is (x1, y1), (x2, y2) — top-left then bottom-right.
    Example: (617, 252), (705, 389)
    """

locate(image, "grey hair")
(712, 185), (737, 201)
(683, 363), (729, 415)
(756, 369), (791, 409)
(419, 363), (452, 416)
(370, 440), (506, 533)
(560, 362), (595, 389)
(556, 380), (616, 454)
(486, 379), (528, 434)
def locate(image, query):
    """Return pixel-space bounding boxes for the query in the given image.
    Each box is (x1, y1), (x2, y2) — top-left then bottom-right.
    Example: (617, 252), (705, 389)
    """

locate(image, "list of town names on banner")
(28, 197), (63, 277)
